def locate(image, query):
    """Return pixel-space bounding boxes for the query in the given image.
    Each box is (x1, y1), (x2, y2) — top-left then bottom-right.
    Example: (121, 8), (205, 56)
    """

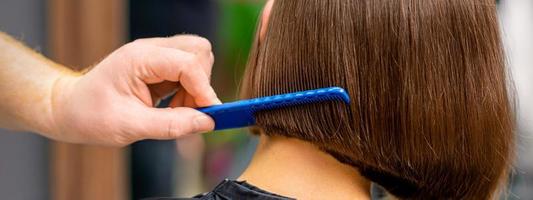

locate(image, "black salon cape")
(144, 179), (294, 200)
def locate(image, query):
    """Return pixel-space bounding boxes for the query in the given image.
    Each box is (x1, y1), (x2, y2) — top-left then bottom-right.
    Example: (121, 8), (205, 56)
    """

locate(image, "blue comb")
(197, 87), (350, 131)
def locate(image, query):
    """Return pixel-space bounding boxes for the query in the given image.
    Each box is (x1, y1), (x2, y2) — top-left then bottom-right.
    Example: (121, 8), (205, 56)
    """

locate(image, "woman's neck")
(238, 135), (371, 200)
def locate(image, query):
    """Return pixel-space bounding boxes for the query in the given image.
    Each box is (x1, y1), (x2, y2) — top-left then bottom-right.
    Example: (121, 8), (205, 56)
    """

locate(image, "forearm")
(0, 32), (79, 135)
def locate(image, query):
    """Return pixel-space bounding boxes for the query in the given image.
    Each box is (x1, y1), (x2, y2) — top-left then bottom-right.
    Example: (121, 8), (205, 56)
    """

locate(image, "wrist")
(42, 70), (81, 140)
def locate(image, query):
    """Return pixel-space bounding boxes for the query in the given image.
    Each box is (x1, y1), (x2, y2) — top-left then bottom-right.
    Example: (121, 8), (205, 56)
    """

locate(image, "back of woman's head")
(241, 0), (515, 199)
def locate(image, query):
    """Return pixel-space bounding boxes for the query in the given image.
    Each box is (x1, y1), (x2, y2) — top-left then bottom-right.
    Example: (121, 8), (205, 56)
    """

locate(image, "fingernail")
(208, 88), (222, 105)
(213, 98), (223, 105)
(194, 115), (214, 133)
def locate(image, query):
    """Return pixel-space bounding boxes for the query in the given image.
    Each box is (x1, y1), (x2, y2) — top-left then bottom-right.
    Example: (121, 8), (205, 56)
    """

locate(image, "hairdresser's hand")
(50, 35), (221, 146)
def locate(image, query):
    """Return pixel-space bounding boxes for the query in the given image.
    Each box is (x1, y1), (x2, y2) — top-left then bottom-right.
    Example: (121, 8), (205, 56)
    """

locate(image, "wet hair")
(241, 0), (515, 199)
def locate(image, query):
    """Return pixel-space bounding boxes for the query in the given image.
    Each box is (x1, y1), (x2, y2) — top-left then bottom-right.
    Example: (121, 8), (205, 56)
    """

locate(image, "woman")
(157, 0), (515, 199)
(240, 0), (514, 199)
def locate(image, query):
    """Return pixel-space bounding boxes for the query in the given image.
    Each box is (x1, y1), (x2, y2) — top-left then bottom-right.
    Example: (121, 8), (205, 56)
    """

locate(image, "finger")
(134, 36), (215, 87)
(135, 35), (212, 56)
(204, 52), (214, 77)
(128, 46), (221, 106)
(135, 36), (214, 76)
(179, 66), (221, 106)
(134, 107), (215, 140)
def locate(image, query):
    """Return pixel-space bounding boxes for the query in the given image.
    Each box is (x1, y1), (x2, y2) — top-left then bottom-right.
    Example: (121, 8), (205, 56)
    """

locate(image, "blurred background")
(0, 0), (531, 199)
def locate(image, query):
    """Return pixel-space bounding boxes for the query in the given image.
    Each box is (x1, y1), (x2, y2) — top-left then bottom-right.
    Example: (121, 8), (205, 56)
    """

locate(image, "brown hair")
(241, 0), (515, 199)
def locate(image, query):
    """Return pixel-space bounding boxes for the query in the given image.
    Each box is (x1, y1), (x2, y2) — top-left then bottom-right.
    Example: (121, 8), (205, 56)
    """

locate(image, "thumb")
(134, 107), (215, 140)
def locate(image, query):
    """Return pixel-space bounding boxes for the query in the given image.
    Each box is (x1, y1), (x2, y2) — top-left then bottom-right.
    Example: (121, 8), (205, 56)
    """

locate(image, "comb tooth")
(251, 91), (348, 114)
(197, 87), (350, 131)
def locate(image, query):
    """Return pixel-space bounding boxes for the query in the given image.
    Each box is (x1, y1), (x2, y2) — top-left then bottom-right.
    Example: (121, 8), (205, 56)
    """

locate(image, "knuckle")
(120, 42), (144, 57)
(191, 37), (212, 52)
(163, 53), (192, 78)
(181, 53), (198, 68)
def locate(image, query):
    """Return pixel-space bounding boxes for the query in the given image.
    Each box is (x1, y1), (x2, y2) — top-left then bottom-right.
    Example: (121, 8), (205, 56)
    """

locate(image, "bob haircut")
(241, 0), (515, 199)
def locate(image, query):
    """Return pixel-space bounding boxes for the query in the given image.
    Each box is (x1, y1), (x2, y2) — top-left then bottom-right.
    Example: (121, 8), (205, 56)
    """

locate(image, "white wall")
(500, 0), (533, 168)
(500, 0), (533, 198)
